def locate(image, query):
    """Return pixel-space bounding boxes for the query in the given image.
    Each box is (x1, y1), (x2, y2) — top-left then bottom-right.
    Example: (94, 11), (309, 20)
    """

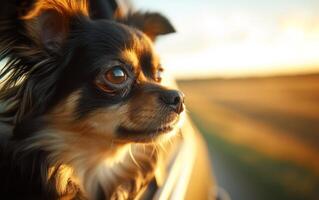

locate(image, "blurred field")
(178, 74), (319, 200)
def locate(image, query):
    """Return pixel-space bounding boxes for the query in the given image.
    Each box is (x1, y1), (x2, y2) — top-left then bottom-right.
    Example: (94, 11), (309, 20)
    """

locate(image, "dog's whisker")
(129, 145), (141, 169)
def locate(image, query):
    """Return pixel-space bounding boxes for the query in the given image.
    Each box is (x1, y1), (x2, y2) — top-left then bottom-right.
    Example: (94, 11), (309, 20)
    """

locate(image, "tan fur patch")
(48, 164), (75, 195)
(121, 49), (139, 67)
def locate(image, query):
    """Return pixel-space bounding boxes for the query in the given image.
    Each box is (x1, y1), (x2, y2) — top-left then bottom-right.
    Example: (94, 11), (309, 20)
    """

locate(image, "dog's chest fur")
(24, 131), (158, 199)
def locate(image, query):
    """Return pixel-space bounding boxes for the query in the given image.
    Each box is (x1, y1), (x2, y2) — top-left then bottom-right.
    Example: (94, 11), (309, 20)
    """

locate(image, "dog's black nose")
(160, 90), (184, 114)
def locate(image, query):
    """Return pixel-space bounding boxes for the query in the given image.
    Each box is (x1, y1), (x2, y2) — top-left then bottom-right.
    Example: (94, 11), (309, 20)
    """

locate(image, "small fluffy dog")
(0, 0), (184, 199)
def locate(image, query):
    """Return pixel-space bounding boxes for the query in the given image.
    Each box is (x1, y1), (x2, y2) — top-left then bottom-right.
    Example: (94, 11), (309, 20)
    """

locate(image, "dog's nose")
(160, 90), (184, 114)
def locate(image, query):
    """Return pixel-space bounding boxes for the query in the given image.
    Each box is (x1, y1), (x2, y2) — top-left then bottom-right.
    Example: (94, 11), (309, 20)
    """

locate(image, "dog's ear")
(120, 12), (176, 41)
(0, 0), (89, 57)
(25, 10), (70, 52)
(22, 0), (89, 52)
(0, 0), (89, 124)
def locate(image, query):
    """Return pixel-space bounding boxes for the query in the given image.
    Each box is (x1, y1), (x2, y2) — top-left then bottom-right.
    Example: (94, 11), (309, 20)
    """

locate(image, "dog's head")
(0, 0), (184, 143)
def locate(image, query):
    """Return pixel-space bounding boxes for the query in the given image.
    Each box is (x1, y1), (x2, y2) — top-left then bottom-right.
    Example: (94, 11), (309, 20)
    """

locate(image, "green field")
(178, 74), (319, 200)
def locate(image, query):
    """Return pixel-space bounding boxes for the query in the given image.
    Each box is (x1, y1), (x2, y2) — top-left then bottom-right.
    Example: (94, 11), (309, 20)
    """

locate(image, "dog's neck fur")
(22, 128), (158, 199)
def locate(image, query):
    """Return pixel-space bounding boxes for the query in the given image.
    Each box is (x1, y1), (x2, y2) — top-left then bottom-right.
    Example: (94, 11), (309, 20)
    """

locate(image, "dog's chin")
(116, 123), (176, 143)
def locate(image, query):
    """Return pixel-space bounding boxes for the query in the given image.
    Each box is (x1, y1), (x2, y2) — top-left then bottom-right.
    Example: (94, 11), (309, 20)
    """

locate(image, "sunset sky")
(134, 0), (319, 79)
(1, 0), (318, 79)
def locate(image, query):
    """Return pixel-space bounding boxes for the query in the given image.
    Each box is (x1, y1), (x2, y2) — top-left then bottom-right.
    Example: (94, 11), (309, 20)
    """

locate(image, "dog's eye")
(105, 66), (127, 84)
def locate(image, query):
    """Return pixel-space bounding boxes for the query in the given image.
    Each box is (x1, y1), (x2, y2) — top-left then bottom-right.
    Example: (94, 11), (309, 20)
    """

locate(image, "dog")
(0, 0), (184, 199)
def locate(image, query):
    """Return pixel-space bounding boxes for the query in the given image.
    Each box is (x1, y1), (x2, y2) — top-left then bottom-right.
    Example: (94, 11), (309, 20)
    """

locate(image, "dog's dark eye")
(105, 66), (127, 84)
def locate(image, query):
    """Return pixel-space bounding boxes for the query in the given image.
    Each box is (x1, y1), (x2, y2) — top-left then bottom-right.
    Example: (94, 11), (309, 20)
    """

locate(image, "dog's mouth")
(116, 121), (177, 141)
(117, 124), (174, 136)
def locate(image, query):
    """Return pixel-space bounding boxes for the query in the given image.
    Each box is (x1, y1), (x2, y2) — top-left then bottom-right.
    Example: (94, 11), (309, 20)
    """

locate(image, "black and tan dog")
(0, 0), (184, 199)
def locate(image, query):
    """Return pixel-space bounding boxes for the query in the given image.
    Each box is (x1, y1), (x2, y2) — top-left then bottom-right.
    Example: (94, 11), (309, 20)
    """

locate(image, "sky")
(133, 0), (319, 79)
(1, 0), (318, 79)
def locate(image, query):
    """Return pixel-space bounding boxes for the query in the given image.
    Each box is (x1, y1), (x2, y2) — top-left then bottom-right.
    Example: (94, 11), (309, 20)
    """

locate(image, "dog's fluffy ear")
(120, 12), (176, 41)
(22, 0), (89, 52)
(0, 0), (89, 56)
(0, 0), (89, 123)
